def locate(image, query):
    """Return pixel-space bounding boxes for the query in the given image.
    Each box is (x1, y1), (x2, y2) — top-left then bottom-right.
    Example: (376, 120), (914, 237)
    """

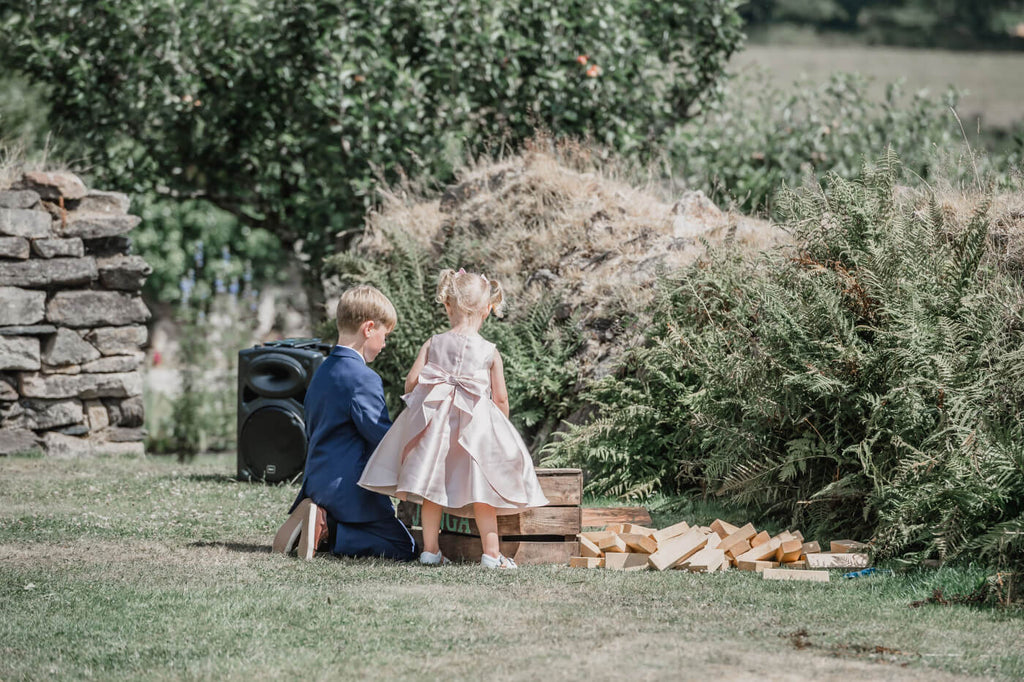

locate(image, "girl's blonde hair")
(436, 268), (505, 318)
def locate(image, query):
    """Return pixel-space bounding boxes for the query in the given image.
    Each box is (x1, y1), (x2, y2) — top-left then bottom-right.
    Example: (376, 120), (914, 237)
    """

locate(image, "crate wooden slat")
(536, 468), (583, 506)
(397, 502), (580, 536)
(581, 506), (652, 527)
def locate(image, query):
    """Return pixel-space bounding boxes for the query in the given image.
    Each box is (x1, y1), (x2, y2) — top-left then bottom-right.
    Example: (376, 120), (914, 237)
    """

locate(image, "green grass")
(732, 45), (1024, 130)
(2, 454), (1022, 681)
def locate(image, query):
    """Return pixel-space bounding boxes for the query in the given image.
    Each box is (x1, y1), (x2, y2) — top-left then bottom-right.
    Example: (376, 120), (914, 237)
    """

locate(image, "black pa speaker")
(236, 338), (331, 483)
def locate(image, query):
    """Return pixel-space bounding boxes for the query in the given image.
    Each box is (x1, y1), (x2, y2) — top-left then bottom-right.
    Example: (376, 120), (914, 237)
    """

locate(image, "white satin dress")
(357, 331), (549, 517)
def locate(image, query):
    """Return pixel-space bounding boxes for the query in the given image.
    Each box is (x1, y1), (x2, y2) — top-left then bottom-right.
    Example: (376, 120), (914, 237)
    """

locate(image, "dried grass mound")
(356, 140), (789, 379)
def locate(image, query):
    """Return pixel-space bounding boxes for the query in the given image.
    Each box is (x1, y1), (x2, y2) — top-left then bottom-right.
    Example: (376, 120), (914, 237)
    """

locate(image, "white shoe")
(419, 550), (450, 566)
(481, 553), (517, 569)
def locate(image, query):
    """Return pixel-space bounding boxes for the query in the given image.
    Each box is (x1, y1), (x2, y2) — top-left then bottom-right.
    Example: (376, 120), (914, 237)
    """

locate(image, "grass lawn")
(1, 454), (1021, 681)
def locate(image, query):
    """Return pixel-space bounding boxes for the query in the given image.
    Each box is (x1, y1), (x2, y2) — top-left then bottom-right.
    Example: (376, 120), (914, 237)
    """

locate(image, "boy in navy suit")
(272, 285), (417, 561)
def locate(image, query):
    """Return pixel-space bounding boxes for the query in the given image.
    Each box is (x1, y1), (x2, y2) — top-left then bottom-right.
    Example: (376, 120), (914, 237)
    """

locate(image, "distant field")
(733, 45), (1024, 129)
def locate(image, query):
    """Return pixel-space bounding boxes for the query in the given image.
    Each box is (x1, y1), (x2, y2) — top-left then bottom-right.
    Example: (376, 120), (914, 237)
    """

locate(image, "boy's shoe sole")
(296, 500), (323, 561)
(271, 499), (311, 554)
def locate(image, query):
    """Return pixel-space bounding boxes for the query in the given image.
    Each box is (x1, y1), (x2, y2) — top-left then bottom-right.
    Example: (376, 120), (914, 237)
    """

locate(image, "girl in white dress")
(358, 268), (549, 568)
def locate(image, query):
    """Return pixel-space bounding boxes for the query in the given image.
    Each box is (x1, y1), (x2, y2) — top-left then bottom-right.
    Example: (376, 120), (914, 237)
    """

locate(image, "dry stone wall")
(0, 171), (151, 457)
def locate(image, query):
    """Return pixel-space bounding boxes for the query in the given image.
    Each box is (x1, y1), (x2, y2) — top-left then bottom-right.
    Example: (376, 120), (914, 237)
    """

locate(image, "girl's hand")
(489, 350), (510, 418)
(404, 339), (431, 393)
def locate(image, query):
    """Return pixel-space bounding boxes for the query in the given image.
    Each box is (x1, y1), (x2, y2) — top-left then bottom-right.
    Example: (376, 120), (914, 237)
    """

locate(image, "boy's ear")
(360, 319), (375, 337)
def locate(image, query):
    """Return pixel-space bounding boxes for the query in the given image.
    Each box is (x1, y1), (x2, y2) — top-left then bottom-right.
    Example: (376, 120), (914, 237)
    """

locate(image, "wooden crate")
(397, 468), (582, 565)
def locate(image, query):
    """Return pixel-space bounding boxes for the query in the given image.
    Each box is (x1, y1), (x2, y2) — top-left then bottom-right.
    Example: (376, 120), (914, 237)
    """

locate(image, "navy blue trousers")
(328, 514), (417, 561)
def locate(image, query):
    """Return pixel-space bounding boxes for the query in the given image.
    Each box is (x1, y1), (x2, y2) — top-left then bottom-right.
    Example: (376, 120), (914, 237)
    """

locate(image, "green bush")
(545, 152), (1024, 567)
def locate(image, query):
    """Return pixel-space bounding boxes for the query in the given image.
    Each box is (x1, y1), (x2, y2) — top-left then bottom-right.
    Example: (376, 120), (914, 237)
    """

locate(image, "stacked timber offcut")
(0, 172), (151, 458)
(397, 468), (582, 565)
(570, 519), (871, 583)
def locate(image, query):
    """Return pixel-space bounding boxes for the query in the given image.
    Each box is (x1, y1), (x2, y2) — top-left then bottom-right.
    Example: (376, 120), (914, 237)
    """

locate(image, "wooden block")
(792, 530), (804, 542)
(805, 552), (869, 569)
(773, 531), (797, 543)
(537, 468), (583, 506)
(652, 520), (690, 544)
(581, 506), (652, 527)
(749, 530), (770, 548)
(778, 538), (804, 563)
(581, 530), (613, 544)
(622, 524), (656, 537)
(801, 541), (821, 555)
(604, 523), (626, 534)
(648, 527), (708, 571)
(763, 568), (830, 583)
(725, 540), (750, 560)
(737, 560), (779, 572)
(830, 539), (869, 554)
(736, 537), (782, 564)
(397, 501), (581, 536)
(783, 560), (807, 569)
(710, 519), (740, 538)
(598, 534), (628, 553)
(682, 547), (726, 573)
(604, 552), (649, 571)
(578, 535), (603, 558)
(718, 523), (757, 555)
(569, 556), (604, 569)
(703, 532), (722, 551)
(619, 533), (658, 554)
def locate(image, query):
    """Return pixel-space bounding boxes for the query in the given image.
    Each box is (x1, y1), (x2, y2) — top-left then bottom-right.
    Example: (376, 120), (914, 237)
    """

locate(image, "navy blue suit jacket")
(290, 345), (396, 524)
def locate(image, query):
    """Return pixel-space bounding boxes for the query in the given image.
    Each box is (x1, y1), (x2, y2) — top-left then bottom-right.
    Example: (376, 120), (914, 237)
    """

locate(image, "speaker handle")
(246, 353), (309, 399)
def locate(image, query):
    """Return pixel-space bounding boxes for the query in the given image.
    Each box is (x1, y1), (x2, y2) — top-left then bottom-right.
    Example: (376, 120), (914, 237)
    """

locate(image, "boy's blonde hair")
(436, 269), (505, 317)
(335, 285), (397, 334)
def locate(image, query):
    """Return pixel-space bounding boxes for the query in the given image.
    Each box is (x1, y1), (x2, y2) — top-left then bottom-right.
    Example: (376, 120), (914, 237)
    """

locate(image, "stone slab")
(17, 171), (88, 201)
(80, 353), (143, 374)
(84, 400), (109, 430)
(19, 371), (143, 399)
(46, 291), (149, 327)
(19, 399), (84, 430)
(41, 431), (93, 458)
(0, 257), (97, 288)
(105, 396), (144, 426)
(0, 376), (17, 401)
(84, 326), (148, 355)
(0, 236), (30, 259)
(43, 327), (101, 365)
(103, 426), (147, 442)
(75, 191), (131, 214)
(0, 287), (46, 326)
(0, 335), (41, 371)
(0, 325), (56, 336)
(0, 207), (52, 238)
(97, 255), (152, 291)
(60, 212), (141, 239)
(0, 428), (41, 455)
(32, 237), (84, 259)
(0, 189), (41, 210)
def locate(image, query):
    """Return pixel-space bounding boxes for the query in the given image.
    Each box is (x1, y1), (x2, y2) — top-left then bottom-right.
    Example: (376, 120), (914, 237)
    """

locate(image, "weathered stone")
(91, 439), (145, 457)
(0, 324), (56, 336)
(103, 426), (147, 442)
(84, 325), (148, 355)
(32, 237), (84, 259)
(0, 336), (41, 371)
(0, 189), (41, 210)
(84, 399), (109, 430)
(0, 207), (52, 238)
(57, 424), (89, 436)
(20, 399), (84, 430)
(46, 291), (150, 327)
(19, 371), (143, 399)
(0, 257), (98, 288)
(41, 431), (93, 458)
(98, 255), (152, 291)
(105, 396), (144, 426)
(75, 191), (131, 214)
(0, 375), (17, 401)
(83, 236), (132, 257)
(0, 428), (40, 455)
(42, 328), (101, 366)
(1, 399), (25, 425)
(60, 212), (141, 239)
(17, 171), (88, 201)
(80, 353), (143, 374)
(0, 236), (30, 259)
(41, 364), (81, 375)
(0, 287), (46, 326)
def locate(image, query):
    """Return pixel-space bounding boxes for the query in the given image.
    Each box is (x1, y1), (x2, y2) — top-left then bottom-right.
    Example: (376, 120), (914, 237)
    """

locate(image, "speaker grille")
(239, 405), (306, 482)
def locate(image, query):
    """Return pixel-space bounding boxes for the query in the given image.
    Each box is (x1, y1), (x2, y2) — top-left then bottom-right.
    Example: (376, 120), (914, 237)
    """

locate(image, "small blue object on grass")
(843, 567), (894, 579)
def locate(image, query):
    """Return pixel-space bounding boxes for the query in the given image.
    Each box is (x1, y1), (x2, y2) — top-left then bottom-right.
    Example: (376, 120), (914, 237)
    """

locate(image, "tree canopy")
(1, 0), (745, 305)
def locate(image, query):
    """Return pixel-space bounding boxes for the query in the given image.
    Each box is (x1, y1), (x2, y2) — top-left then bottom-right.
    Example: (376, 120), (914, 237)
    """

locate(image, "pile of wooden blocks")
(569, 519), (870, 582)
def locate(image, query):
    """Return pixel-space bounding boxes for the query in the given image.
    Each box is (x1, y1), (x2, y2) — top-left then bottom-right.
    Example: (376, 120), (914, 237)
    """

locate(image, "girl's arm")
(404, 340), (431, 394)
(489, 350), (511, 418)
